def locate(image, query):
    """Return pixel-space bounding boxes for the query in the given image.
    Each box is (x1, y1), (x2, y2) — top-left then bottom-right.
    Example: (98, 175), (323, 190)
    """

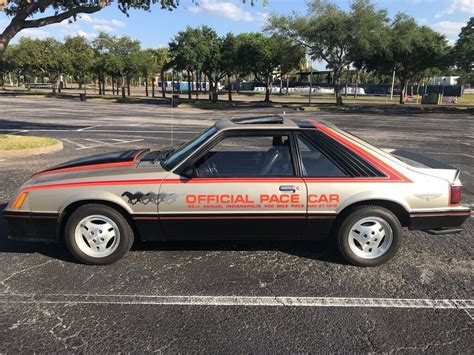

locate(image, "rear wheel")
(335, 206), (402, 266)
(64, 204), (134, 265)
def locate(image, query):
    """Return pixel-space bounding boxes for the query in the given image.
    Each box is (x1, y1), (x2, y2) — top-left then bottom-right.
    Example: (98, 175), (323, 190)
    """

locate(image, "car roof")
(215, 115), (322, 131)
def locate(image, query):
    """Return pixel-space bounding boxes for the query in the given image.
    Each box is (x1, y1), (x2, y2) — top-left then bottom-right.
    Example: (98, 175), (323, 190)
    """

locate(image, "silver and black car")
(4, 116), (470, 266)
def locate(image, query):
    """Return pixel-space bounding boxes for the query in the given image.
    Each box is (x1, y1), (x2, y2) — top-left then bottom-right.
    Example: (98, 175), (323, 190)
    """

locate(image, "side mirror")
(180, 165), (196, 178)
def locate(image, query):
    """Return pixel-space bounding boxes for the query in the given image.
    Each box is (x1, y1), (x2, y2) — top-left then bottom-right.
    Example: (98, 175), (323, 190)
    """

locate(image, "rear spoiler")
(388, 149), (460, 184)
(390, 150), (455, 170)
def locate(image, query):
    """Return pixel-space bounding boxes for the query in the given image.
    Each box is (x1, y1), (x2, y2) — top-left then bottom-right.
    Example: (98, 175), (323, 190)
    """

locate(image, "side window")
(192, 134), (295, 177)
(297, 136), (347, 177)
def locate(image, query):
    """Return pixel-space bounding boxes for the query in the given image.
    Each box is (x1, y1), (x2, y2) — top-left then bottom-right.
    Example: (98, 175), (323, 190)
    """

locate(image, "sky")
(0, 0), (472, 50)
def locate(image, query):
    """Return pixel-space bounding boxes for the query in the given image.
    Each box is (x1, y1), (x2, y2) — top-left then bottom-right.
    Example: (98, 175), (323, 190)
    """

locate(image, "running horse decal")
(121, 191), (180, 205)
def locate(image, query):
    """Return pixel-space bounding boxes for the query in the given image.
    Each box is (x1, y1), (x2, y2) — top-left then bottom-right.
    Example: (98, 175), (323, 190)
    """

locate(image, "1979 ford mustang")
(3, 116), (470, 266)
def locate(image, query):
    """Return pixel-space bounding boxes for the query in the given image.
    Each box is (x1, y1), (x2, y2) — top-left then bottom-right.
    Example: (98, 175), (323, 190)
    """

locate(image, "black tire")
(64, 204), (134, 265)
(334, 205), (402, 267)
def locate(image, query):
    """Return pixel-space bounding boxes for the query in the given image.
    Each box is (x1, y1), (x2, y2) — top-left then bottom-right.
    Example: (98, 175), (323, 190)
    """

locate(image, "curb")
(0, 140), (63, 159)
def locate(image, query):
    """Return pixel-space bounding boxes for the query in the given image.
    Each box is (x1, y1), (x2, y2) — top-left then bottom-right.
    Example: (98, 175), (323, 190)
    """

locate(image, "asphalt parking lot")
(0, 97), (472, 352)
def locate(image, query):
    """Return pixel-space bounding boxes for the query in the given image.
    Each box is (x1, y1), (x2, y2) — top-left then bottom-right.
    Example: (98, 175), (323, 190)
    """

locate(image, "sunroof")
(231, 116), (284, 124)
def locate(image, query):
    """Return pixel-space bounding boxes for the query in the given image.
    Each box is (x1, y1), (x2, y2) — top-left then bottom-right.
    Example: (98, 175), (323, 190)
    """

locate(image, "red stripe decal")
(32, 161), (136, 177)
(32, 149), (146, 178)
(23, 179), (165, 192)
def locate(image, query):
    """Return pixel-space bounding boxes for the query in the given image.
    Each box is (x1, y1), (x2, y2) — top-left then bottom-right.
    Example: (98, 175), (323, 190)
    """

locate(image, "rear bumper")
(3, 210), (60, 243)
(409, 210), (470, 232)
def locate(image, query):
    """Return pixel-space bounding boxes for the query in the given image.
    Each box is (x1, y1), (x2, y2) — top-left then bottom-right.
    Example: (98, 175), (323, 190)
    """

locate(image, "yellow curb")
(0, 140), (63, 159)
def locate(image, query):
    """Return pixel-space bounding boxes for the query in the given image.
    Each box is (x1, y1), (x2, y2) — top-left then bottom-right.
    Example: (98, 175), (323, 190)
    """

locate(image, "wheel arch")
(334, 199), (410, 229)
(58, 199), (140, 241)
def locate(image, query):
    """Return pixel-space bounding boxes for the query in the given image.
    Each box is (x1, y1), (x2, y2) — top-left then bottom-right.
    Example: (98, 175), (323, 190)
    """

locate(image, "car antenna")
(170, 70), (174, 147)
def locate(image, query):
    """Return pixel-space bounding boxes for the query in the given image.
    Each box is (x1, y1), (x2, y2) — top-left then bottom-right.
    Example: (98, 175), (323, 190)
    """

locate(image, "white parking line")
(77, 124), (103, 131)
(62, 138), (88, 149)
(77, 139), (144, 150)
(0, 294), (472, 311)
(0, 129), (201, 134)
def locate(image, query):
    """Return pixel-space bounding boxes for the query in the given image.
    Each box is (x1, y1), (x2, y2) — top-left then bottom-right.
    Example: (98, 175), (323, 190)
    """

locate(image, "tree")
(0, 1), (170, 60)
(348, 0), (388, 95)
(267, 0), (387, 105)
(153, 47), (170, 98)
(169, 27), (201, 99)
(0, 0), (260, 64)
(221, 33), (239, 101)
(237, 33), (305, 102)
(0, 43), (23, 87)
(92, 33), (140, 97)
(64, 36), (95, 90)
(453, 17), (473, 86)
(136, 49), (159, 97)
(190, 26), (225, 103)
(37, 38), (69, 94)
(454, 17), (473, 72)
(366, 13), (449, 103)
(7, 38), (43, 87)
(10, 37), (68, 93)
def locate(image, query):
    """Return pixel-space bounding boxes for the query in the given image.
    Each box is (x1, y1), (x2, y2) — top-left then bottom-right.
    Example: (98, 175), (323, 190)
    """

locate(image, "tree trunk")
(354, 70), (360, 98)
(195, 70), (199, 99)
(121, 76), (126, 99)
(227, 75), (232, 102)
(208, 78), (212, 101)
(161, 69), (166, 98)
(145, 77), (149, 97)
(286, 76), (289, 96)
(98, 75), (102, 95)
(187, 70), (192, 100)
(0, 70), (4, 90)
(334, 72), (343, 106)
(399, 79), (406, 104)
(152, 78), (155, 98)
(127, 75), (131, 96)
(264, 76), (272, 102)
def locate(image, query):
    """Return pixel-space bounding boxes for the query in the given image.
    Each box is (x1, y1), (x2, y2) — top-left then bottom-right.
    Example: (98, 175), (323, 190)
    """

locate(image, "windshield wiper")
(152, 142), (185, 164)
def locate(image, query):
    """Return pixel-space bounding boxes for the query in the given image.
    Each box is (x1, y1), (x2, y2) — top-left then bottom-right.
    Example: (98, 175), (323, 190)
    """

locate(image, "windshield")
(162, 126), (217, 170)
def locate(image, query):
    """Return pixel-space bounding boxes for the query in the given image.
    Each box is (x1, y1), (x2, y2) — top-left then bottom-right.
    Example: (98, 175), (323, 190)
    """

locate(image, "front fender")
(56, 190), (134, 215)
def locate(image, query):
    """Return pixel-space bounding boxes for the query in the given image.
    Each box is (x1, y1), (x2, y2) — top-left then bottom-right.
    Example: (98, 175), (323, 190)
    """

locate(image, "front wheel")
(335, 206), (402, 267)
(64, 204), (134, 265)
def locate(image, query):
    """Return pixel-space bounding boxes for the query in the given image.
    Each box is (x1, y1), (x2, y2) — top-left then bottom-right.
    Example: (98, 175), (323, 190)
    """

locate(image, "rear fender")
(336, 190), (410, 214)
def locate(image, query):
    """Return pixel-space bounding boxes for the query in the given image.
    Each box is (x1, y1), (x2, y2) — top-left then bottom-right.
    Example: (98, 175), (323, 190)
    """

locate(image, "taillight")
(450, 185), (462, 205)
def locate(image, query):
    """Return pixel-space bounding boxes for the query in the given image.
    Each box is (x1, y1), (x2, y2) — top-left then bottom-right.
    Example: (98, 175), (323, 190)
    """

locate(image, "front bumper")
(3, 210), (60, 243)
(409, 209), (471, 232)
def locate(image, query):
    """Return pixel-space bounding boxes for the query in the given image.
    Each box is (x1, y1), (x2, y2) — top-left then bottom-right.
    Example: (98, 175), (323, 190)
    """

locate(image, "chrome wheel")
(74, 215), (121, 258)
(348, 216), (393, 259)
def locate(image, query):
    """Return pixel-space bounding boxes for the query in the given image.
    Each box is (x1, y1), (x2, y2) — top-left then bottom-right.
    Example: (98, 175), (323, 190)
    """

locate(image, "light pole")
(390, 69), (396, 101)
(308, 59), (313, 105)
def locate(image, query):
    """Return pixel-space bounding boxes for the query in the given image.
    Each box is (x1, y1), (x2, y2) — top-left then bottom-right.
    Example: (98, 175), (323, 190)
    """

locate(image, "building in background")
(431, 76), (460, 85)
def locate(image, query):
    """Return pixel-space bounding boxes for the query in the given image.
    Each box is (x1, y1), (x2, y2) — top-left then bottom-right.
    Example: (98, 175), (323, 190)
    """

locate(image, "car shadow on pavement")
(130, 239), (344, 265)
(0, 203), (344, 265)
(0, 204), (77, 263)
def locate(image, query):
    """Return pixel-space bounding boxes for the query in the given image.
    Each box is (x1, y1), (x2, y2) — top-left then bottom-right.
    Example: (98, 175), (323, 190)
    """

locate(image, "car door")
(294, 133), (349, 239)
(158, 131), (307, 240)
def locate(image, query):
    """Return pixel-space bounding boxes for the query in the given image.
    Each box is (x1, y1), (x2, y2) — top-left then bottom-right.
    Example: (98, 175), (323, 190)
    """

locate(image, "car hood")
(32, 149), (149, 178)
(25, 148), (170, 187)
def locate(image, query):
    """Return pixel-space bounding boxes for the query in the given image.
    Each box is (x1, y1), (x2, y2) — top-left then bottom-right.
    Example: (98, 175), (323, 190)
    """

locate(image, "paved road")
(0, 97), (472, 352)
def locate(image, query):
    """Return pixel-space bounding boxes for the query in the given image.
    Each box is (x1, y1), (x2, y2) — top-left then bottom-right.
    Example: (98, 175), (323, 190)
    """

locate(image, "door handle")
(279, 185), (297, 192)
